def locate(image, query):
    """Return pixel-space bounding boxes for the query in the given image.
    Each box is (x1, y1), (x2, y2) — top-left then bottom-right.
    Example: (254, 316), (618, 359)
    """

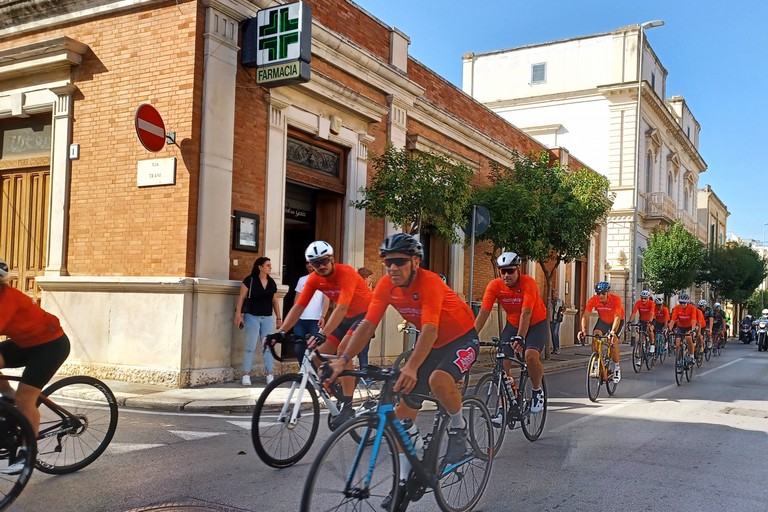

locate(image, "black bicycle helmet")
(0, 259), (7, 279)
(595, 281), (611, 293)
(380, 233), (424, 259)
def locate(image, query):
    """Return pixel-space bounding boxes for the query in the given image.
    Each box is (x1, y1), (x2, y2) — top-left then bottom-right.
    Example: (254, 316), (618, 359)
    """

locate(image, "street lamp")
(630, 20), (664, 304)
(763, 222), (767, 247)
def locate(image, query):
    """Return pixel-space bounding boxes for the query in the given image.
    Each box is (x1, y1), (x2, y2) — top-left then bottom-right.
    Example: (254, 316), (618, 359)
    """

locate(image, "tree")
(351, 144), (473, 242)
(700, 242), (767, 306)
(642, 222), (703, 297)
(746, 289), (768, 316)
(471, 151), (613, 356)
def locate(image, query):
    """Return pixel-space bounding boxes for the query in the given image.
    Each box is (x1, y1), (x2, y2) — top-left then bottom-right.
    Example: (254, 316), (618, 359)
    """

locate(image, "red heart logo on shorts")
(454, 347), (476, 373)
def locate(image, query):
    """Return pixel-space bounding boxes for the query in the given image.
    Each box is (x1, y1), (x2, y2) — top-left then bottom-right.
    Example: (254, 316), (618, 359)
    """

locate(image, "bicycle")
(0, 374), (118, 475)
(673, 329), (695, 386)
(473, 337), (547, 455)
(694, 329), (705, 368)
(654, 328), (669, 365)
(0, 400), (36, 511)
(396, 323), (471, 395)
(300, 364), (494, 512)
(712, 326), (725, 356)
(702, 328), (713, 362)
(583, 333), (618, 402)
(629, 323), (654, 372)
(251, 334), (380, 468)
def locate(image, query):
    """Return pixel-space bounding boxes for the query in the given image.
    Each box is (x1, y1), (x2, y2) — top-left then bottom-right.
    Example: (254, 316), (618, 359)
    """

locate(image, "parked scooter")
(740, 315), (754, 344)
(755, 309), (768, 351)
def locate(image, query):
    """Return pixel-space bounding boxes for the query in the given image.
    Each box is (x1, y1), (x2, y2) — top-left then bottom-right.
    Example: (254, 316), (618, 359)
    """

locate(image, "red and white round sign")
(134, 104), (166, 152)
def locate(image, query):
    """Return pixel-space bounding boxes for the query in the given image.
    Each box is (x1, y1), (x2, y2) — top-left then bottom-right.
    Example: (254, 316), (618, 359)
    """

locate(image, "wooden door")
(315, 193), (344, 262)
(0, 168), (50, 300)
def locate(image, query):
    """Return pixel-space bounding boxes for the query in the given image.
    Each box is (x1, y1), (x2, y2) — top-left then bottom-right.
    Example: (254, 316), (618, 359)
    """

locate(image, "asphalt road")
(11, 341), (768, 512)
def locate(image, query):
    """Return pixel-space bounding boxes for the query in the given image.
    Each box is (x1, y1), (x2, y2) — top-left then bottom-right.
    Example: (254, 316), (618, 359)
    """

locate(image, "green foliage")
(351, 144), (473, 242)
(642, 222), (703, 296)
(746, 289), (768, 315)
(471, 151), (612, 266)
(700, 242), (767, 305)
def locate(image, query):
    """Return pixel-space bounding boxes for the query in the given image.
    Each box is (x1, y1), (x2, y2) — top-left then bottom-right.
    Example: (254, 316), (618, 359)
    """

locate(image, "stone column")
(263, 96), (290, 284)
(46, 84), (77, 276)
(196, 6), (241, 279)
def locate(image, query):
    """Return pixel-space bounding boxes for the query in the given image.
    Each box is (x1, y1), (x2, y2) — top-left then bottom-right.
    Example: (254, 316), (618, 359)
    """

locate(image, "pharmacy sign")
(255, 1), (311, 87)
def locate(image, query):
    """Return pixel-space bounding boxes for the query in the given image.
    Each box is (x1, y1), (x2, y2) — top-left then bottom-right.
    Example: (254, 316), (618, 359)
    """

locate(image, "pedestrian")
(550, 289), (564, 354)
(293, 262), (329, 363)
(357, 267), (376, 372)
(234, 256), (281, 386)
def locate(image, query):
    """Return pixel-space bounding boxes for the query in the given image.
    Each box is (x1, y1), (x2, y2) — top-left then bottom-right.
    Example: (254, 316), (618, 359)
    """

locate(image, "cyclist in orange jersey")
(652, 297), (670, 333)
(630, 290), (657, 367)
(669, 294), (698, 366)
(327, 233), (479, 476)
(0, 259), (71, 474)
(474, 251), (547, 417)
(267, 240), (372, 429)
(578, 281), (624, 382)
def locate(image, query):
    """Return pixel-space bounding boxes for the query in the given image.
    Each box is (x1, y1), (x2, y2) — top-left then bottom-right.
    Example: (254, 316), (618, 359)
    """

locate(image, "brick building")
(0, 0), (601, 387)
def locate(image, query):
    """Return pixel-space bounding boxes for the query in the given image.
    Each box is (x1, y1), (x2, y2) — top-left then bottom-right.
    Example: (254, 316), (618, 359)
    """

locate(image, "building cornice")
(0, 36), (88, 82)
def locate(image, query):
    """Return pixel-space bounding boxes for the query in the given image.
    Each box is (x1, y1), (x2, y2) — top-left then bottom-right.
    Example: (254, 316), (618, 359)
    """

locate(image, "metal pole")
(468, 205), (477, 306)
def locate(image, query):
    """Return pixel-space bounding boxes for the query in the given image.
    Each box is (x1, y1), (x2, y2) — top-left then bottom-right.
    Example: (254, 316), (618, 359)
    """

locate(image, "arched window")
(684, 185), (689, 211)
(667, 172), (674, 196)
(645, 150), (653, 193)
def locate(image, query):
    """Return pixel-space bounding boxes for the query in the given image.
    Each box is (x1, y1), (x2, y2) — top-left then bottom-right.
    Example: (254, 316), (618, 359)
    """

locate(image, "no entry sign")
(134, 104), (166, 152)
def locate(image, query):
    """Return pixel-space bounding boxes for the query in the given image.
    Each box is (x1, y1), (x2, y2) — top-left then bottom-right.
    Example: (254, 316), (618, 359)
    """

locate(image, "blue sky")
(354, 0), (767, 243)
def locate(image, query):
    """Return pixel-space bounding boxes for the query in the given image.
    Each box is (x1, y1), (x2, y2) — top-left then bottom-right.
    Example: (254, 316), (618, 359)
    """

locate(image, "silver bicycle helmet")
(305, 241), (333, 262)
(497, 251), (522, 268)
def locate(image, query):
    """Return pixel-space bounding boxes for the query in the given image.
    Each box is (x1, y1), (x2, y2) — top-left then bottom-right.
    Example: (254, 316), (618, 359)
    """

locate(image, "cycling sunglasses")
(309, 256), (332, 268)
(499, 267), (519, 275)
(382, 257), (411, 268)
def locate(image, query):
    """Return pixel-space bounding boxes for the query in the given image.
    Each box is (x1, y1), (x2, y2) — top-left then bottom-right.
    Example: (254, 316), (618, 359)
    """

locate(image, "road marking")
(551, 358), (743, 434)
(107, 442), (166, 454)
(169, 430), (226, 441)
(227, 420), (252, 430)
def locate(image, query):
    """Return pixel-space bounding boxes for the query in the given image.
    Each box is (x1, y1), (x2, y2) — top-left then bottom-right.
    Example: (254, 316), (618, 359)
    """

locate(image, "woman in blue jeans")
(235, 256), (281, 386)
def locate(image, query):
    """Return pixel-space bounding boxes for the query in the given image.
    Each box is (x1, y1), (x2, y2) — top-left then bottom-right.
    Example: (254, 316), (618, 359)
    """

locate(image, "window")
(651, 72), (656, 90)
(531, 62), (546, 84)
(645, 151), (653, 194)
(667, 172), (674, 196)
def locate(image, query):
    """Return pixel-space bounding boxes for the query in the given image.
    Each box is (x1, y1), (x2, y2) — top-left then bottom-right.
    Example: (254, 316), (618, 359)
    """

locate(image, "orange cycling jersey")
(632, 299), (657, 322)
(584, 293), (623, 324)
(479, 274), (547, 327)
(296, 263), (371, 318)
(366, 268), (475, 348)
(654, 306), (670, 324)
(0, 285), (64, 348)
(671, 304), (697, 329)
(696, 308), (706, 327)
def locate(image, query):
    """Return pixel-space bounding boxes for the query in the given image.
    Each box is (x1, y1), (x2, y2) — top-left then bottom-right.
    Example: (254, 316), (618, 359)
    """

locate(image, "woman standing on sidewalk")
(235, 257), (281, 386)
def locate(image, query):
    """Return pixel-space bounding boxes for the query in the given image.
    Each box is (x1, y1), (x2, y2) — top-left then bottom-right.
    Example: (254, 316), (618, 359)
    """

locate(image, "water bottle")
(401, 418), (423, 454)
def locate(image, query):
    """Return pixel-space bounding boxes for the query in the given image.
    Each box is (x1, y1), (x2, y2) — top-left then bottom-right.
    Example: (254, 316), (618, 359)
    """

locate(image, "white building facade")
(462, 25), (708, 306)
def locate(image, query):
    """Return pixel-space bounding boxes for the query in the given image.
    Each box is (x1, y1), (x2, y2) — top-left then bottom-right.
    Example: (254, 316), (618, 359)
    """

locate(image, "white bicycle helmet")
(497, 251), (522, 268)
(640, 290), (651, 298)
(0, 259), (7, 278)
(698, 299), (708, 307)
(305, 241), (333, 262)
(654, 297), (663, 305)
(678, 294), (690, 304)
(762, 308), (768, 317)
(714, 302), (721, 309)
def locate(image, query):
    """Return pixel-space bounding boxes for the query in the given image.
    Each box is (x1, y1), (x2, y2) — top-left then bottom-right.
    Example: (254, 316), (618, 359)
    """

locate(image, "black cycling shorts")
(500, 319), (548, 355)
(328, 312), (366, 346)
(402, 329), (479, 410)
(594, 319), (625, 337)
(0, 334), (71, 390)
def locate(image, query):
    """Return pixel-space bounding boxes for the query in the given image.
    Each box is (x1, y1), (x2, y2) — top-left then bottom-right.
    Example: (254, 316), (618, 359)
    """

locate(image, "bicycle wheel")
(686, 355), (694, 382)
(695, 345), (703, 369)
(605, 360), (618, 396)
(704, 340), (712, 361)
(300, 415), (399, 512)
(644, 336), (654, 371)
(0, 401), (36, 511)
(37, 376), (118, 475)
(632, 341), (643, 373)
(519, 375), (546, 442)
(252, 373), (319, 468)
(657, 334), (667, 365)
(586, 353), (601, 402)
(473, 373), (507, 455)
(433, 396), (493, 512)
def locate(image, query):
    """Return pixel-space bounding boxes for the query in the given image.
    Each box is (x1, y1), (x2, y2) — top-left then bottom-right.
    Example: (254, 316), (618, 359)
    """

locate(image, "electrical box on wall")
(69, 143), (79, 160)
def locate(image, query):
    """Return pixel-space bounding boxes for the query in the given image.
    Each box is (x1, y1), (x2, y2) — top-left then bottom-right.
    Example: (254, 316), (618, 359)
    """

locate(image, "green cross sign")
(256, 2), (310, 65)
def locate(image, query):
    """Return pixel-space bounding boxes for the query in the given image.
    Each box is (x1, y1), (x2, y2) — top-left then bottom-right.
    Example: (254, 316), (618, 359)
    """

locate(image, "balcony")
(696, 224), (708, 243)
(677, 209), (696, 233)
(645, 192), (676, 223)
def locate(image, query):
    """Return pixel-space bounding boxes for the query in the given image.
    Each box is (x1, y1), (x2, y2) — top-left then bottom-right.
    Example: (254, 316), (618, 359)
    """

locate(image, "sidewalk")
(96, 343), (632, 414)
